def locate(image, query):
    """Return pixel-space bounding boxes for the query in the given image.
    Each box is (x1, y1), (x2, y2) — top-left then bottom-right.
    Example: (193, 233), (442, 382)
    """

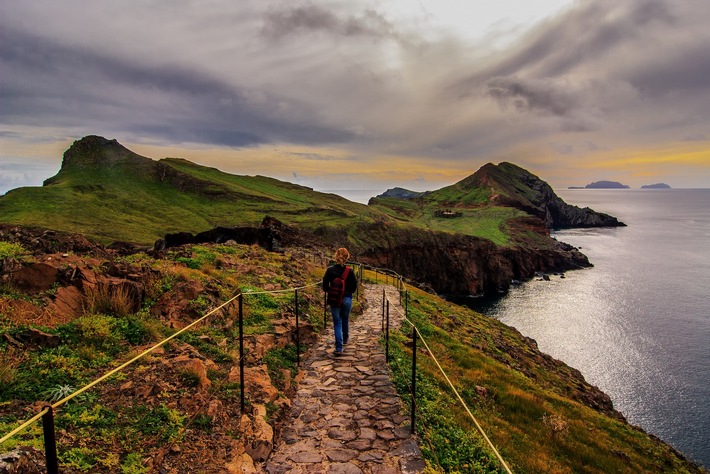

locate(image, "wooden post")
(42, 406), (59, 474)
(386, 300), (390, 362)
(411, 323), (417, 435)
(295, 289), (300, 367)
(239, 294), (245, 413)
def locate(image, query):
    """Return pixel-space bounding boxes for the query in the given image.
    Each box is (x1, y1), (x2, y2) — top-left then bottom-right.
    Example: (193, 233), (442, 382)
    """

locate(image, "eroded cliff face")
(472, 163), (626, 229)
(357, 221), (589, 296)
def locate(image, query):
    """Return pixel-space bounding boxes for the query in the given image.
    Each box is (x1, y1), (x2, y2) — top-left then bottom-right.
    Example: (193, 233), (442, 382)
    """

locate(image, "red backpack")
(327, 266), (351, 306)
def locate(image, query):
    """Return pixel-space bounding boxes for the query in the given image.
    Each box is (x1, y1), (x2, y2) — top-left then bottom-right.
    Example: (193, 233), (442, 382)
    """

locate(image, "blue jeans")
(330, 296), (352, 352)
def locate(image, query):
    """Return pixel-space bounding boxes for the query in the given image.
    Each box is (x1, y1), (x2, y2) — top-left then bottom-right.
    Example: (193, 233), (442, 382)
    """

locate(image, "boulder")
(229, 365), (279, 404)
(0, 447), (45, 474)
(10, 262), (59, 293)
(46, 286), (84, 320)
(15, 328), (61, 349)
(240, 405), (274, 462)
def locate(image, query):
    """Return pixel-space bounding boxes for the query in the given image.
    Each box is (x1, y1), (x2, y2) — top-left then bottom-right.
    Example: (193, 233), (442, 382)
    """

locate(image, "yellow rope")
(51, 293), (243, 408)
(0, 408), (48, 445)
(1, 277), (326, 446)
(242, 281), (320, 295)
(400, 314), (513, 474)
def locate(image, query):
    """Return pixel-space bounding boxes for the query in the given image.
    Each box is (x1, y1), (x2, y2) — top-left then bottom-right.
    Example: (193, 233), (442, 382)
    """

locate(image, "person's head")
(334, 247), (350, 265)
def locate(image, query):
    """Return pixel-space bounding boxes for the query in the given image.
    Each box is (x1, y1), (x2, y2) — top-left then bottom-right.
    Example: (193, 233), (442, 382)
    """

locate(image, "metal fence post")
(381, 288), (385, 332)
(239, 294), (245, 414)
(411, 323), (417, 435)
(386, 300), (390, 363)
(399, 277), (402, 305)
(42, 406), (59, 474)
(295, 289), (300, 367)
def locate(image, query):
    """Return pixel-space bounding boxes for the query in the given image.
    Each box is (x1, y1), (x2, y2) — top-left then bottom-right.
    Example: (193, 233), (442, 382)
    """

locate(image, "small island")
(585, 181), (630, 189)
(641, 183), (671, 189)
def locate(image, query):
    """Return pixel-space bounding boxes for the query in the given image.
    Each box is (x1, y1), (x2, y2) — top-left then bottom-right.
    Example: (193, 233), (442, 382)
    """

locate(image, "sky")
(2, 0), (710, 202)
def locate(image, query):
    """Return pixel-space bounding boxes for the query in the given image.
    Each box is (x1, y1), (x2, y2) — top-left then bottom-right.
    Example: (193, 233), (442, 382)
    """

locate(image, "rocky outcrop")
(467, 163), (625, 229)
(358, 223), (590, 297)
(0, 225), (105, 256)
(0, 447), (45, 474)
(157, 216), (300, 253)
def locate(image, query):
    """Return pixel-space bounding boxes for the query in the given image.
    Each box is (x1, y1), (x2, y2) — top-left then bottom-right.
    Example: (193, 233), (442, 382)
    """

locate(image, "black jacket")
(322, 264), (358, 296)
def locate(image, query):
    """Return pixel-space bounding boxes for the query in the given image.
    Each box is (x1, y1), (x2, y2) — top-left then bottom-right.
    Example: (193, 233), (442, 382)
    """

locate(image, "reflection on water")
(466, 189), (710, 467)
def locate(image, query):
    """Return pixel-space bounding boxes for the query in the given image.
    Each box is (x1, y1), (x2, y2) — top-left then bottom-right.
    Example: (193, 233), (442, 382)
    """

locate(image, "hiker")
(322, 247), (358, 356)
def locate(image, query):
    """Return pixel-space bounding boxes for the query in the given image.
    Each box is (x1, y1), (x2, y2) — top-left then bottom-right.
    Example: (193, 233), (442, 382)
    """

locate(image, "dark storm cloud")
(443, 0), (710, 143)
(262, 5), (401, 42)
(487, 76), (579, 118)
(0, 25), (355, 148)
(1, 0), (709, 187)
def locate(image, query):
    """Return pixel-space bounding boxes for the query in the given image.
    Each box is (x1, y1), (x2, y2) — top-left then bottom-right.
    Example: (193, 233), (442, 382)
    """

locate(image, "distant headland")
(568, 181), (672, 189)
(584, 181), (630, 189)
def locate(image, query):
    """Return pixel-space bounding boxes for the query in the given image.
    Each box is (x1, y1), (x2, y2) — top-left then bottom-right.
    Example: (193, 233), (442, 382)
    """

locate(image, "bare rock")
(0, 447), (45, 474)
(229, 365), (279, 404)
(45, 286), (84, 320)
(10, 263), (59, 293)
(241, 405), (274, 462)
(15, 328), (60, 349)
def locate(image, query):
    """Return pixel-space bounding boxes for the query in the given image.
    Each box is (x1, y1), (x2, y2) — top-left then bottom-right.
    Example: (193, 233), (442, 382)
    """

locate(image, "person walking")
(322, 247), (358, 356)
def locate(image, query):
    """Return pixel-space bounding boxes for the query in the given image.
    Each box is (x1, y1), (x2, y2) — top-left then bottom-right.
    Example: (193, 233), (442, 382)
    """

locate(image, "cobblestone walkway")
(264, 284), (425, 474)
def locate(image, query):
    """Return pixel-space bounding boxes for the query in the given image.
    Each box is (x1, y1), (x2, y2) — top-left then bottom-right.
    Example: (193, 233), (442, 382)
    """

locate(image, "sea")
(471, 189), (710, 468)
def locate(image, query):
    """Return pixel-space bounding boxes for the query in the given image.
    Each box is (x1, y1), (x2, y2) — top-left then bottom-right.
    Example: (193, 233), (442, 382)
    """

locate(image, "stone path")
(264, 284), (425, 474)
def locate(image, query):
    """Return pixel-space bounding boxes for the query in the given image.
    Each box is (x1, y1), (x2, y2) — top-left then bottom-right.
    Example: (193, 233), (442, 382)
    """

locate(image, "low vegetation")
(0, 242), (327, 472)
(378, 277), (702, 473)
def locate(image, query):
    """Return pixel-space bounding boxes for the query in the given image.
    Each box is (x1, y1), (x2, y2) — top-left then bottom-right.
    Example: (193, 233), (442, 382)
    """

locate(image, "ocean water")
(474, 189), (710, 467)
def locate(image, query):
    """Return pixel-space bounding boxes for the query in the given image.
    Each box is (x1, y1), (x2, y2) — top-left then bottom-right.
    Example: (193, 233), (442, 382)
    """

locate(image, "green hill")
(0, 136), (616, 298)
(0, 136), (385, 245)
(370, 162), (624, 243)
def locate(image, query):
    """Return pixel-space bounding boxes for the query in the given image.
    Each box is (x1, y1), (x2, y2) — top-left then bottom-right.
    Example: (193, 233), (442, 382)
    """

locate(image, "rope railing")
(403, 316), (513, 474)
(0, 277), (326, 472)
(374, 271), (513, 474)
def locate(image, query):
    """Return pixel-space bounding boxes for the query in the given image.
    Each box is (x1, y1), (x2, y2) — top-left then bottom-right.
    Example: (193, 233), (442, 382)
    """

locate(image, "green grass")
(0, 241), (331, 471)
(384, 284), (702, 473)
(0, 153), (388, 244)
(0, 144), (546, 253)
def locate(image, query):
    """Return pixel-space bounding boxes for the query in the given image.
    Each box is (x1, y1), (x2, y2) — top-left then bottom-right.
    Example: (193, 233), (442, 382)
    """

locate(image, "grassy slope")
(0, 242), (332, 471)
(380, 278), (701, 473)
(0, 142), (535, 248)
(369, 194), (529, 247)
(0, 237), (700, 472)
(0, 156), (386, 245)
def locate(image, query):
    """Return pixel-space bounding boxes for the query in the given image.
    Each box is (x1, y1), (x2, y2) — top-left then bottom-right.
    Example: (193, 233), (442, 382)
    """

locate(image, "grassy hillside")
(380, 278), (702, 473)
(1, 137), (551, 250)
(0, 137), (387, 245)
(0, 235), (700, 472)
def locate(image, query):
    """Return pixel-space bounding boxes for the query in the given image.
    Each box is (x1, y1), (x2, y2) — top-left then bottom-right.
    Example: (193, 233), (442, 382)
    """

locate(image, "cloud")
(262, 5), (402, 43)
(1, 0), (709, 189)
(486, 76), (581, 118)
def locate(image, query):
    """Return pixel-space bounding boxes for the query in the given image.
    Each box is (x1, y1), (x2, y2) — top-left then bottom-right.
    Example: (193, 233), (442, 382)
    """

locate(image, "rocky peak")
(58, 135), (154, 171)
(461, 162), (625, 229)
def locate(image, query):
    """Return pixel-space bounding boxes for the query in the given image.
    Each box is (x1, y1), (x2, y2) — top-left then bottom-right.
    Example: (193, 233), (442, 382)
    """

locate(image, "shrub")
(84, 284), (133, 317)
(43, 384), (75, 403)
(0, 346), (22, 389)
(121, 452), (148, 474)
(0, 241), (27, 260)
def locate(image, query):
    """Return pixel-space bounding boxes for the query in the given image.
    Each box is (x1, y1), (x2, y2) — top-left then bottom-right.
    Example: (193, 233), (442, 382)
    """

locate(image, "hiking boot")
(333, 350), (344, 356)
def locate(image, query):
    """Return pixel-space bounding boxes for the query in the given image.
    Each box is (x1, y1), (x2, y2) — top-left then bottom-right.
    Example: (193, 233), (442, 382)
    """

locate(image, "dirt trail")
(264, 284), (425, 474)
